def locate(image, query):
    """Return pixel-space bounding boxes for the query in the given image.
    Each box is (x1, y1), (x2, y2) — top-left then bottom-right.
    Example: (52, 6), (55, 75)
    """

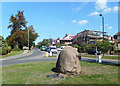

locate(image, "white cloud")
(72, 20), (77, 23)
(95, 0), (107, 10)
(102, 8), (111, 14)
(78, 20), (88, 25)
(113, 6), (119, 12)
(107, 26), (112, 30)
(72, 7), (81, 12)
(88, 11), (99, 16)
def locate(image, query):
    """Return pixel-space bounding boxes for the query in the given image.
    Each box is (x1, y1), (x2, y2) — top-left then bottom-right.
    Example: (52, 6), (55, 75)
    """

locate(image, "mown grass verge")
(0, 51), (24, 58)
(2, 61), (119, 84)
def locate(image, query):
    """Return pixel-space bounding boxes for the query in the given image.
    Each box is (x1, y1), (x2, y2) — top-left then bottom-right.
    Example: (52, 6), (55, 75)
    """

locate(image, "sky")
(1, 0), (119, 44)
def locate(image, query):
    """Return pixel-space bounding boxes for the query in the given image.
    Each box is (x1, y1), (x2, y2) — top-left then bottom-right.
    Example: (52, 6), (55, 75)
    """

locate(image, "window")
(118, 36), (120, 39)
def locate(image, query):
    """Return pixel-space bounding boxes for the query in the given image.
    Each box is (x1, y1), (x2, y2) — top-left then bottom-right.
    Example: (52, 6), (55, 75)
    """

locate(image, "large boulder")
(56, 46), (81, 75)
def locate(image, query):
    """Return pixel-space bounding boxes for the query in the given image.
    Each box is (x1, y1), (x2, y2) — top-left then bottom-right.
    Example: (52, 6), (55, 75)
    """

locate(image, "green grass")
(81, 54), (118, 60)
(0, 51), (24, 58)
(2, 61), (119, 84)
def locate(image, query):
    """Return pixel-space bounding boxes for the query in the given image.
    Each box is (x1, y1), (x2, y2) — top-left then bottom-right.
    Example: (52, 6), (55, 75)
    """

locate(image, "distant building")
(114, 32), (120, 45)
(73, 30), (107, 45)
(108, 36), (115, 43)
(59, 34), (75, 45)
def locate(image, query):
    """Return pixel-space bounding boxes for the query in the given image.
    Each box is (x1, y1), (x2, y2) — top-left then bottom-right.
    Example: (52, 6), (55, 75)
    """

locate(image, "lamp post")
(99, 14), (104, 56)
(28, 28), (29, 50)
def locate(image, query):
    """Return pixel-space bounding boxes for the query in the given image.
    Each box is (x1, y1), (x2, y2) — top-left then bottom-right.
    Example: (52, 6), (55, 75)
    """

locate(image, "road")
(2, 49), (58, 66)
(1, 48), (119, 66)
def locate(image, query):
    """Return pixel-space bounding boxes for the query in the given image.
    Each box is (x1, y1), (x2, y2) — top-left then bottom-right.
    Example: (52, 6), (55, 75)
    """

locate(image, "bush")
(0, 47), (2, 55)
(2, 47), (8, 55)
(8, 46), (12, 53)
(13, 47), (21, 51)
(74, 44), (79, 48)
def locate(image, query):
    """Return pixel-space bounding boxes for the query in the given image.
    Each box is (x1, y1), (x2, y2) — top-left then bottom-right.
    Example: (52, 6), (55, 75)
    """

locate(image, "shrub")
(74, 44), (79, 48)
(2, 47), (8, 55)
(13, 47), (21, 51)
(7, 46), (12, 53)
(0, 47), (2, 55)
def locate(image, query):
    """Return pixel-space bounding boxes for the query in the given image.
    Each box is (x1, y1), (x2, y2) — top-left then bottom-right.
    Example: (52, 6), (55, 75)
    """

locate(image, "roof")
(60, 34), (75, 40)
(114, 32), (120, 36)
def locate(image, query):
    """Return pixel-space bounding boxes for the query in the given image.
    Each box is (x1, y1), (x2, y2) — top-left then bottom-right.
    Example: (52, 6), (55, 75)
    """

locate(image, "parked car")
(87, 49), (101, 55)
(45, 47), (49, 52)
(48, 46), (57, 54)
(41, 46), (46, 51)
(57, 46), (65, 51)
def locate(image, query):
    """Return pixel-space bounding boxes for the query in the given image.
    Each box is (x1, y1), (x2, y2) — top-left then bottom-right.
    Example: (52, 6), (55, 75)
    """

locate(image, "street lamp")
(28, 28), (29, 50)
(99, 14), (104, 56)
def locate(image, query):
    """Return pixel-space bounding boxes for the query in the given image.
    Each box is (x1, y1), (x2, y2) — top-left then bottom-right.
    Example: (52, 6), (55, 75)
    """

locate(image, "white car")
(57, 46), (65, 51)
(48, 46), (57, 54)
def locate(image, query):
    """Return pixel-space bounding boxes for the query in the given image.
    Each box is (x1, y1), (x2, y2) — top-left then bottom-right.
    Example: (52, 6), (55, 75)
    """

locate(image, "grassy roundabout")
(2, 61), (119, 84)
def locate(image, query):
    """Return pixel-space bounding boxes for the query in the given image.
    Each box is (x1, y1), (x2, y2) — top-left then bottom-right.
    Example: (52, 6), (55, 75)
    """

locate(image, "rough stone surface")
(56, 46), (81, 75)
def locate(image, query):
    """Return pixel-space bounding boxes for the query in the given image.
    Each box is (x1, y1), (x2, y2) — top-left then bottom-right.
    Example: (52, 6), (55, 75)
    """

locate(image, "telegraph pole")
(100, 14), (104, 56)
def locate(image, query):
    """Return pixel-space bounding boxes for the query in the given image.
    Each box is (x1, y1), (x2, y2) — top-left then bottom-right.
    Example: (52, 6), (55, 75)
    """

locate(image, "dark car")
(41, 46), (46, 51)
(45, 47), (49, 52)
(87, 49), (101, 55)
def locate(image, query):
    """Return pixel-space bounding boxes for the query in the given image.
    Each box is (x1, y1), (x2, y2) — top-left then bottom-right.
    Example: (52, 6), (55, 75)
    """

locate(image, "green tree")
(8, 11), (27, 34)
(1, 36), (11, 55)
(56, 42), (61, 48)
(7, 11), (38, 50)
(27, 25), (38, 49)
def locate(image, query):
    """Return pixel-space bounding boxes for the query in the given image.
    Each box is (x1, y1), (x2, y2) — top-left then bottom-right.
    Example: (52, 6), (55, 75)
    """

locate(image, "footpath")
(80, 57), (120, 65)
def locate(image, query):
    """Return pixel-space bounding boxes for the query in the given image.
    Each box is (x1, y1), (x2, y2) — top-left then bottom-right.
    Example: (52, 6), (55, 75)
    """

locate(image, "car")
(48, 46), (57, 54)
(41, 46), (46, 51)
(87, 49), (101, 55)
(45, 47), (49, 52)
(57, 46), (65, 51)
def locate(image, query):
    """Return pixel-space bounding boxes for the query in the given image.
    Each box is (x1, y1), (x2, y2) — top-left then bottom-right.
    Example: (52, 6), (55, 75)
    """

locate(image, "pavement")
(80, 57), (119, 65)
(1, 48), (120, 66)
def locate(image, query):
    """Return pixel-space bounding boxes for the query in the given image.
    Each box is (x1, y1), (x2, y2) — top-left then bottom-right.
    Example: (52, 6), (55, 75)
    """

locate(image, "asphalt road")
(2, 49), (58, 66)
(1, 48), (119, 66)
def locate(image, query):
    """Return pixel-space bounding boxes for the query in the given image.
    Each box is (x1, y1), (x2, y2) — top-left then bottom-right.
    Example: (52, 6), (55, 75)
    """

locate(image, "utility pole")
(99, 14), (104, 56)
(28, 28), (29, 50)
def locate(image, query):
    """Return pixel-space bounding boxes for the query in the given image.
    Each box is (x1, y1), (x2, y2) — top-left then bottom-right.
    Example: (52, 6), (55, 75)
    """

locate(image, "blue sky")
(2, 1), (118, 44)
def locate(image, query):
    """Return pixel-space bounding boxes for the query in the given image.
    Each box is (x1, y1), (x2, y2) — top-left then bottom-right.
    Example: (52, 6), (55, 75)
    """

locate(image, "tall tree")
(8, 11), (27, 34)
(7, 11), (38, 49)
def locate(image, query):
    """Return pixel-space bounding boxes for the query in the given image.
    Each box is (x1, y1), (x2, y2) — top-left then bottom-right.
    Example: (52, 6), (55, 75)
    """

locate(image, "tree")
(27, 25), (38, 49)
(56, 42), (61, 48)
(1, 36), (11, 55)
(6, 26), (38, 50)
(7, 11), (38, 50)
(37, 38), (53, 48)
(8, 11), (27, 34)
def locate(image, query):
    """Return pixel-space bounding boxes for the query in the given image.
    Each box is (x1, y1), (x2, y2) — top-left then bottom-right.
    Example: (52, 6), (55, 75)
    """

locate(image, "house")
(73, 30), (107, 45)
(114, 32), (120, 45)
(114, 32), (120, 50)
(59, 34), (75, 45)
